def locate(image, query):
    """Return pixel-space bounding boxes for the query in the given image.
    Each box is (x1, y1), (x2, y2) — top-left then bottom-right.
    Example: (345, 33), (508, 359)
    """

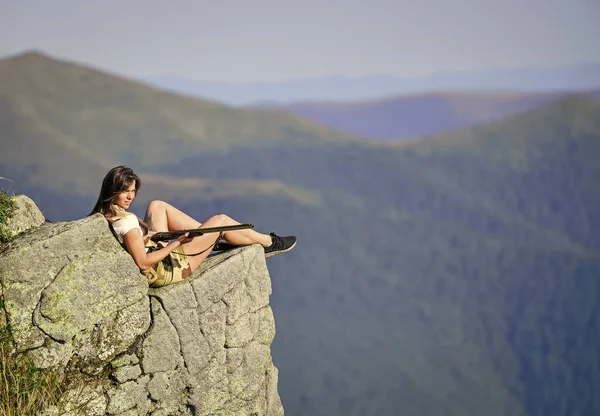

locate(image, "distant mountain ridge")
(145, 61), (600, 105)
(259, 89), (600, 139)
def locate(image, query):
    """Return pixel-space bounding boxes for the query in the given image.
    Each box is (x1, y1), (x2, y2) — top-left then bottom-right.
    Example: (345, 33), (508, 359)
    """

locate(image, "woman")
(90, 166), (296, 287)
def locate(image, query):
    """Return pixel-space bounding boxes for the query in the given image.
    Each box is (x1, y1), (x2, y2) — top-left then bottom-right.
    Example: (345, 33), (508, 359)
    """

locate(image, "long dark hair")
(89, 166), (141, 218)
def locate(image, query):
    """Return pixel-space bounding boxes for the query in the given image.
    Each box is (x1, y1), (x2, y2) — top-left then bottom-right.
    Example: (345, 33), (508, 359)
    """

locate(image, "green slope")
(0, 51), (338, 209)
(0, 51), (360, 173)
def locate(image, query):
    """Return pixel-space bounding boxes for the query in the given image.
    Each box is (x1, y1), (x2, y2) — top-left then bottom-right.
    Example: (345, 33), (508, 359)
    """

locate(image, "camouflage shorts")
(142, 246), (190, 288)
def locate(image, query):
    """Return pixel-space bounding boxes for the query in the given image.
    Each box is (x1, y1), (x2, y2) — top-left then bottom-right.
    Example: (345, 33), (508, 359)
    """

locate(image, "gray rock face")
(0, 214), (149, 360)
(145, 245), (283, 416)
(0, 200), (284, 416)
(5, 194), (46, 236)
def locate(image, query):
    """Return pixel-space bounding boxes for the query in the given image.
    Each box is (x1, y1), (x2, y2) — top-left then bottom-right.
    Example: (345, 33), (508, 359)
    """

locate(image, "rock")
(141, 298), (184, 374)
(153, 282), (212, 377)
(111, 353), (139, 368)
(0, 214), (148, 357)
(144, 245), (284, 415)
(227, 341), (271, 399)
(256, 306), (277, 345)
(0, 197), (284, 416)
(112, 364), (142, 383)
(226, 311), (260, 348)
(5, 194), (46, 237)
(106, 376), (150, 414)
(41, 382), (108, 416)
(223, 280), (252, 324)
(146, 370), (188, 403)
(266, 366), (285, 415)
(199, 300), (227, 354)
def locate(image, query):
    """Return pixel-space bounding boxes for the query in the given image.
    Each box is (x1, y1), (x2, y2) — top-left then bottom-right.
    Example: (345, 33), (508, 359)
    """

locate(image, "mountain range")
(145, 61), (600, 105)
(257, 89), (600, 139)
(1, 51), (599, 416)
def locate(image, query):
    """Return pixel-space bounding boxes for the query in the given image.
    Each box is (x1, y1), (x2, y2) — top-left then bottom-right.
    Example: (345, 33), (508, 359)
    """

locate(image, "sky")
(1, 0), (599, 82)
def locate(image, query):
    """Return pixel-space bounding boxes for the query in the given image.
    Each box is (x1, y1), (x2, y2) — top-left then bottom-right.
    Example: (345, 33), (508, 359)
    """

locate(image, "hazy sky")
(1, 0), (599, 82)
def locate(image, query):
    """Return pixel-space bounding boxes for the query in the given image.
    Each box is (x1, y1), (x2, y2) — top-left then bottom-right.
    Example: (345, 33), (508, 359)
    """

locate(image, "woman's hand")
(126, 231), (190, 270)
(177, 232), (191, 245)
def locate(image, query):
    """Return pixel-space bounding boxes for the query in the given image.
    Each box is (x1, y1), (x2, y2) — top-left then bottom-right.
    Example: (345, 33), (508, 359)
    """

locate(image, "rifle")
(150, 223), (254, 242)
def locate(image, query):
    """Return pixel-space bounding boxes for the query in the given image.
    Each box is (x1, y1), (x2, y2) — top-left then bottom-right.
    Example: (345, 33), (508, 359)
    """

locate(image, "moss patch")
(0, 187), (16, 243)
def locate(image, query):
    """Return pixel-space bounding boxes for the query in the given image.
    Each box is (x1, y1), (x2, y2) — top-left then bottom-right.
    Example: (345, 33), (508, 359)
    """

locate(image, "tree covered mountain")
(1, 52), (599, 416)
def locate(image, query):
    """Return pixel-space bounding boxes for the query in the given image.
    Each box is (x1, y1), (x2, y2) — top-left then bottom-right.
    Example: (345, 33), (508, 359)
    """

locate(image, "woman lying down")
(89, 166), (296, 287)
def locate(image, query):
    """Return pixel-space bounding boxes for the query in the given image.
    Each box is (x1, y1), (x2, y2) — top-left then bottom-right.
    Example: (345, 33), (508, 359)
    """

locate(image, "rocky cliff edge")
(0, 195), (284, 416)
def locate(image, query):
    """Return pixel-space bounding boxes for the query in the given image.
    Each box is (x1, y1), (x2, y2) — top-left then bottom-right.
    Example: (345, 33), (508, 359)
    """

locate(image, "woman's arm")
(123, 229), (189, 270)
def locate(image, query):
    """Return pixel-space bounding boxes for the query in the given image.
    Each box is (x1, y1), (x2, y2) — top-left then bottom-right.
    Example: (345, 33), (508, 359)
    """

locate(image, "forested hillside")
(157, 97), (600, 415)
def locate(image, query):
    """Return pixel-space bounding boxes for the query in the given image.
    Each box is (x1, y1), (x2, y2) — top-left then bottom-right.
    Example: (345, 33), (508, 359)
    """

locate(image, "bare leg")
(201, 214), (272, 246)
(144, 200), (202, 231)
(144, 201), (273, 276)
(180, 214), (273, 276)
